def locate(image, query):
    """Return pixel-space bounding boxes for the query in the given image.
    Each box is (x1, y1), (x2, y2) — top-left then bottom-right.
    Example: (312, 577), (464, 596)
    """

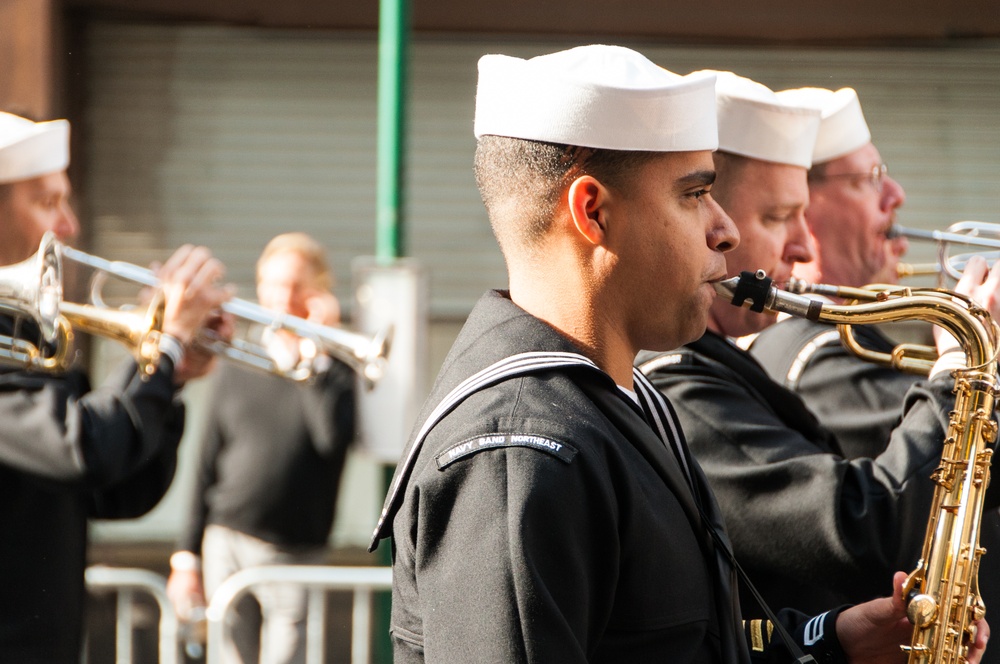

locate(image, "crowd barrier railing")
(205, 564), (393, 664)
(84, 565), (180, 664)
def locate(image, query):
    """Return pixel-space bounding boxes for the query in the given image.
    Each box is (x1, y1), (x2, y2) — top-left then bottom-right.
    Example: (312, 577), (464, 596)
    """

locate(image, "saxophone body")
(715, 270), (1000, 664)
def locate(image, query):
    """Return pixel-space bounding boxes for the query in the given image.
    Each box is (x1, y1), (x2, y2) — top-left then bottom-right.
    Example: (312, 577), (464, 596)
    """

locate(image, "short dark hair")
(473, 135), (660, 255)
(806, 161), (829, 182)
(710, 150), (751, 210)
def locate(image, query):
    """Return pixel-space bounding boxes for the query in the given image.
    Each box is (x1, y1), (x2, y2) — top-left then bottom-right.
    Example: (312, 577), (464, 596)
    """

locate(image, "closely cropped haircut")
(473, 135), (660, 255)
(806, 161), (829, 182)
(256, 232), (333, 291)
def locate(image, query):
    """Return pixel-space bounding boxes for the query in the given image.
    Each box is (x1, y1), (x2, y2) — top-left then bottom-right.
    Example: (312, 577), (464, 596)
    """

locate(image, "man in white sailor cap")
(0, 112), (79, 263)
(0, 111), (229, 663)
(368, 47), (963, 664)
(750, 86), (1000, 460)
(749, 87), (919, 461)
(639, 71), (997, 649)
(778, 87), (908, 289)
(745, 88), (1000, 664)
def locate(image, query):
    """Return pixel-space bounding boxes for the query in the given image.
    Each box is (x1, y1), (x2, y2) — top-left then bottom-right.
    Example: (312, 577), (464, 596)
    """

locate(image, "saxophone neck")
(713, 270), (826, 321)
(715, 270), (1000, 374)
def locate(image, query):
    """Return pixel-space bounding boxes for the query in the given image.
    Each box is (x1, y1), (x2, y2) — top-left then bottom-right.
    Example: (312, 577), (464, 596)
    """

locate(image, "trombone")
(60, 246), (393, 388)
(890, 221), (1000, 281)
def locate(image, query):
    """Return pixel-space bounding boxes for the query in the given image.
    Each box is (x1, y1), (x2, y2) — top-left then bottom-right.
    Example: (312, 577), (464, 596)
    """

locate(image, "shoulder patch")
(435, 433), (578, 469)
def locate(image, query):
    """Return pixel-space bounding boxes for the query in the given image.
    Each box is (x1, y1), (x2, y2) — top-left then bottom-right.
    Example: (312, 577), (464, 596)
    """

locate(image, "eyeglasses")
(812, 163), (888, 193)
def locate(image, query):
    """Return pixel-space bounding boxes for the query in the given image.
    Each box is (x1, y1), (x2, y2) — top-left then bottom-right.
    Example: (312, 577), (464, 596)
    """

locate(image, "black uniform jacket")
(638, 330), (956, 616)
(749, 318), (922, 460)
(0, 314), (184, 664)
(372, 291), (842, 664)
(750, 316), (1000, 664)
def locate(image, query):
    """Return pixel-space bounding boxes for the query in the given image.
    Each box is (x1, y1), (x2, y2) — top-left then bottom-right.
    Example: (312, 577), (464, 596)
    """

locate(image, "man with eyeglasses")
(748, 87), (917, 460)
(746, 87), (1000, 664)
(780, 88), (905, 291)
(639, 75), (1000, 624)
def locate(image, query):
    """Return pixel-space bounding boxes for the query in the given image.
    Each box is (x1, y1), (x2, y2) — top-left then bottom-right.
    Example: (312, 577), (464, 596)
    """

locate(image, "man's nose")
(881, 174), (906, 212)
(785, 213), (815, 265)
(54, 204), (80, 242)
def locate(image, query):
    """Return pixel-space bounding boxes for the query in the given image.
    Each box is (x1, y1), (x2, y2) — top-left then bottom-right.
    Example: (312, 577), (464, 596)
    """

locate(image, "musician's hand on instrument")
(157, 245), (230, 345)
(836, 571), (912, 663)
(304, 289), (340, 326)
(955, 254), (1000, 320)
(171, 311), (233, 385)
(932, 255), (995, 354)
(966, 616), (990, 664)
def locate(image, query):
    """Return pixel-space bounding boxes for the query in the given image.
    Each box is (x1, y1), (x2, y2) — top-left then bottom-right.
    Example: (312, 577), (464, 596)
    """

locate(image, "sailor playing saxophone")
(369, 46), (989, 664)
(748, 86), (1000, 663)
(637, 72), (1000, 623)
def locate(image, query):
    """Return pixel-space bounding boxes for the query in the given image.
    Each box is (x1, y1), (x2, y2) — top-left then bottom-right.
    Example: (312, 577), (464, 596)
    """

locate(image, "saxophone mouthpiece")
(712, 270), (774, 312)
(713, 270), (825, 321)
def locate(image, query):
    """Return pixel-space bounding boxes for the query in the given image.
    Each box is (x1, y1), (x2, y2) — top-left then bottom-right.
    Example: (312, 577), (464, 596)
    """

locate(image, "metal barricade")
(205, 565), (392, 664)
(85, 565), (180, 664)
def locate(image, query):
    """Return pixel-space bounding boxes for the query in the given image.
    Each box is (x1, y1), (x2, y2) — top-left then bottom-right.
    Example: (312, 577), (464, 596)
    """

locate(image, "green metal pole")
(376, 0), (409, 263)
(374, 0), (409, 662)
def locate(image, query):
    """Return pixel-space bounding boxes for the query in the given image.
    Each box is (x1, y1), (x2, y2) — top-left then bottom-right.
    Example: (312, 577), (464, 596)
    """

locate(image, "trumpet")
(60, 246), (392, 387)
(891, 221), (1000, 281)
(61, 294), (166, 379)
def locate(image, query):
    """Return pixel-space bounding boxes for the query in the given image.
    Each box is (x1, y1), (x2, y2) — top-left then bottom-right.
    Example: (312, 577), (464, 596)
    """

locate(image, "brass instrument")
(717, 270), (999, 664)
(60, 246), (392, 388)
(60, 294), (165, 378)
(0, 232), (64, 343)
(0, 233), (167, 375)
(891, 222), (1000, 282)
(785, 277), (938, 376)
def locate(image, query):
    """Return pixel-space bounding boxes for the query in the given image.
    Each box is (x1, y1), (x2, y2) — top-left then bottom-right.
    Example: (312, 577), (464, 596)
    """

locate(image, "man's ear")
(567, 175), (609, 245)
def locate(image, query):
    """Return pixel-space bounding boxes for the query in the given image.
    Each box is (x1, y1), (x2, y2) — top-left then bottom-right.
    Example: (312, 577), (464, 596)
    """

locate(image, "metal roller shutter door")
(85, 26), (1000, 314)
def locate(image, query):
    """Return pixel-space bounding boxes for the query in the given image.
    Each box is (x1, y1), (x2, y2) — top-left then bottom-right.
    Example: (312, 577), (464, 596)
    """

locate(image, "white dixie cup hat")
(776, 86), (871, 164)
(0, 112), (70, 184)
(474, 44), (719, 152)
(696, 70), (822, 169)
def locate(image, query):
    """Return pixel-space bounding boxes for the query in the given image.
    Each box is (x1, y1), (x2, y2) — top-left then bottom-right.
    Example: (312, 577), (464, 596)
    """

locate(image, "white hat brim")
(474, 46), (718, 152)
(0, 116), (70, 184)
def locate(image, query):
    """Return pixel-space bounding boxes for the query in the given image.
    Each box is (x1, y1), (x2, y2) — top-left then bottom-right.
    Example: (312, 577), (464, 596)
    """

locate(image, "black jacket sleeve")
(0, 353), (185, 520)
(645, 344), (954, 610)
(749, 607), (849, 664)
(0, 356), (182, 483)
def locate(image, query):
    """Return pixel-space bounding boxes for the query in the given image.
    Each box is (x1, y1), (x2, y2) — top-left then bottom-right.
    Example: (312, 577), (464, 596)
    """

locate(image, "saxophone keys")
(907, 593), (939, 627)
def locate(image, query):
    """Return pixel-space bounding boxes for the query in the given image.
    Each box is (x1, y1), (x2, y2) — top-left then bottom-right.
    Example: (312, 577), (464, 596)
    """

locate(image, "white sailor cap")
(474, 44), (718, 152)
(775, 87), (871, 164)
(0, 112), (70, 184)
(696, 70), (822, 169)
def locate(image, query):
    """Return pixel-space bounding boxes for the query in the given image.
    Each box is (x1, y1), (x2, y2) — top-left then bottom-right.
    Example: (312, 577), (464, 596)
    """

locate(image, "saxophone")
(715, 270), (1000, 664)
